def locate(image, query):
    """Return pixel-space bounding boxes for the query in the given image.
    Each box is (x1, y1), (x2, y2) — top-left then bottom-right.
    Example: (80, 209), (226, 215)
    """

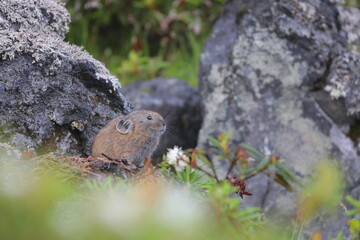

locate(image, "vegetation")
(2, 1), (360, 239)
(1, 133), (359, 239)
(63, 0), (360, 87)
(64, 0), (225, 86)
(345, 0), (360, 8)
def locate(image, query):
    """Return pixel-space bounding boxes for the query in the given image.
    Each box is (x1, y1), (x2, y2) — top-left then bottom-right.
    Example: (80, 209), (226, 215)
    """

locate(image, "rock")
(0, 0), (132, 156)
(198, 0), (360, 236)
(121, 78), (202, 160)
(325, 51), (360, 115)
(337, 5), (360, 53)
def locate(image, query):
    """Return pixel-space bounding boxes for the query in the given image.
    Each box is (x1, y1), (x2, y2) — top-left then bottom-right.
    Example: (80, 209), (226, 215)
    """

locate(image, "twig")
(244, 172), (257, 181)
(225, 158), (237, 179)
(193, 150), (220, 182)
(101, 153), (137, 171)
(192, 164), (220, 183)
(101, 153), (120, 163)
(179, 156), (220, 183)
(208, 158), (220, 182)
(78, 169), (104, 179)
(339, 202), (348, 213)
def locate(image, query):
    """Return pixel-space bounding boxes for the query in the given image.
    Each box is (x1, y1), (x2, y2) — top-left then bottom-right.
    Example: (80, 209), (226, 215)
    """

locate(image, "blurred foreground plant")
(345, 196), (360, 239)
(0, 154), (262, 240)
(159, 132), (303, 235)
(0, 133), (354, 240)
(161, 133), (356, 240)
(292, 163), (344, 240)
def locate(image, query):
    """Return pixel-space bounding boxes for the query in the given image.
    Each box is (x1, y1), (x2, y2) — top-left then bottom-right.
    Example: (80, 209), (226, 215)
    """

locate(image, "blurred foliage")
(64, 0), (359, 86)
(292, 163), (344, 240)
(296, 163), (343, 223)
(344, 0), (360, 7)
(1, 133), (359, 240)
(346, 196), (360, 239)
(64, 0), (225, 86)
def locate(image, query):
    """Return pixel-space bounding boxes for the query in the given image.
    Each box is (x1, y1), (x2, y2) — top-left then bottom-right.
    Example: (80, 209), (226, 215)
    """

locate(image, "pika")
(91, 110), (166, 167)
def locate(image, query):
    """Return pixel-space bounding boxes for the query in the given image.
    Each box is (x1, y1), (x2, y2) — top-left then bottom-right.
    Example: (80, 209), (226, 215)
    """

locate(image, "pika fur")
(91, 110), (166, 167)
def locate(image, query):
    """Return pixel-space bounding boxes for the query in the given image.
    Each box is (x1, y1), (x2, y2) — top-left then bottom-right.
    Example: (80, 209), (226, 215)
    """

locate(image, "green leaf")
(334, 231), (343, 240)
(253, 156), (270, 173)
(240, 144), (264, 160)
(346, 209), (359, 216)
(276, 164), (302, 186)
(236, 207), (261, 216)
(221, 132), (232, 145)
(235, 207), (262, 221)
(209, 136), (222, 148)
(237, 212), (263, 222)
(227, 198), (241, 210)
(273, 173), (292, 191)
(191, 172), (204, 182)
(346, 195), (360, 208)
(349, 219), (360, 238)
(197, 153), (212, 166)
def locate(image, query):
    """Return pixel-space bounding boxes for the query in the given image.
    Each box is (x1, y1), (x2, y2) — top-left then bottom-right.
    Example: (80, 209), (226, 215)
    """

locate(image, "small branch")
(101, 153), (137, 171)
(209, 159), (220, 182)
(244, 172), (257, 181)
(225, 158), (237, 179)
(243, 164), (269, 181)
(192, 164), (221, 183)
(197, 151), (220, 182)
(180, 157), (220, 183)
(101, 153), (120, 162)
(339, 202), (348, 213)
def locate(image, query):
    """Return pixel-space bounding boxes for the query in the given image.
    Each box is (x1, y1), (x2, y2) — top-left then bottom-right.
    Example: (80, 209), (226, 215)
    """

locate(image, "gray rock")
(323, 6), (360, 116)
(0, 0), (132, 155)
(198, 0), (360, 236)
(325, 51), (360, 115)
(337, 6), (360, 51)
(121, 78), (201, 161)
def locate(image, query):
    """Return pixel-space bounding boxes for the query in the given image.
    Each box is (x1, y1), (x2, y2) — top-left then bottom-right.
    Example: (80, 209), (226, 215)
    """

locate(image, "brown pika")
(91, 110), (166, 167)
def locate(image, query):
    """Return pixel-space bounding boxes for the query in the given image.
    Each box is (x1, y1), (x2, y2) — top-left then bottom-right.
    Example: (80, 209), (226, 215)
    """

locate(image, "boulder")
(198, 0), (360, 236)
(0, 0), (132, 156)
(121, 78), (202, 161)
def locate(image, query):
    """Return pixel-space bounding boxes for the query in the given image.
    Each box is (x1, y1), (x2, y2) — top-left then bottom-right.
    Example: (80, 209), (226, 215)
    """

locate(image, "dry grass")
(31, 153), (164, 184)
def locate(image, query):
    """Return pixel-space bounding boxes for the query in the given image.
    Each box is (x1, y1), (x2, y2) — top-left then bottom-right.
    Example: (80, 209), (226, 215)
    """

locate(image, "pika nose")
(160, 120), (166, 133)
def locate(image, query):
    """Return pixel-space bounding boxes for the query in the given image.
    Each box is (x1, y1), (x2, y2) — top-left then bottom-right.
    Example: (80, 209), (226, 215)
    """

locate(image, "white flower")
(166, 146), (189, 171)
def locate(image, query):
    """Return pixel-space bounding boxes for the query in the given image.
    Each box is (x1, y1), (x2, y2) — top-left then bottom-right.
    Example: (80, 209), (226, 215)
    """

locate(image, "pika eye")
(147, 115), (152, 120)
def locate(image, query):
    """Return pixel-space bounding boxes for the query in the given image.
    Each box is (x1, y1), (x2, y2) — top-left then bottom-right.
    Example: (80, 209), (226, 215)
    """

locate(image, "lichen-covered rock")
(337, 5), (360, 53)
(322, 5), (360, 115)
(0, 0), (70, 38)
(121, 78), (201, 160)
(0, 0), (132, 155)
(325, 51), (360, 115)
(198, 0), (360, 236)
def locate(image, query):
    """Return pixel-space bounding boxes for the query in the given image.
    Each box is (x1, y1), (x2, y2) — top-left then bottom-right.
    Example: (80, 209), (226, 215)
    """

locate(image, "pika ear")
(116, 118), (134, 134)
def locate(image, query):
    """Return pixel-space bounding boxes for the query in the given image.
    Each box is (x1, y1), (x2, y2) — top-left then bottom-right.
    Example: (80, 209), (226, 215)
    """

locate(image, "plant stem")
(180, 157), (220, 183)
(244, 172), (257, 180)
(225, 158), (237, 179)
(297, 218), (306, 240)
